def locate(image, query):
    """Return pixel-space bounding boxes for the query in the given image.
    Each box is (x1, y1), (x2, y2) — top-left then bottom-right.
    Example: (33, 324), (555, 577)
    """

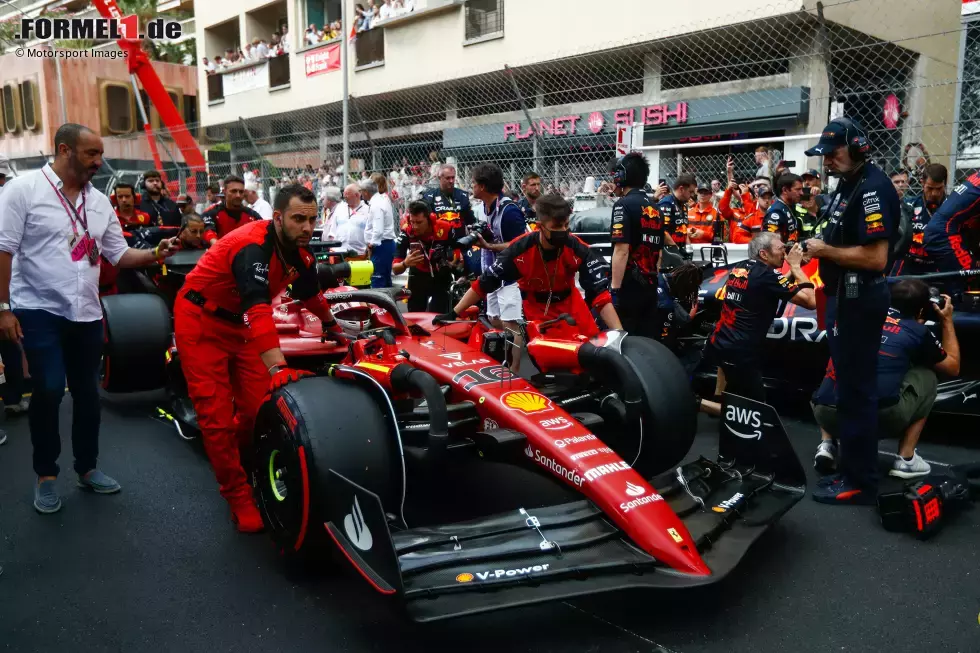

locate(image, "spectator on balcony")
(378, 0), (394, 22)
(305, 24), (320, 46)
(202, 57), (216, 74)
(253, 38), (269, 58)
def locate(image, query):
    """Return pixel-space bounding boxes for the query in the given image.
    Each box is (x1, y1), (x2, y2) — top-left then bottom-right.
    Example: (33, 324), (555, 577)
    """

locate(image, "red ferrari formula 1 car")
(100, 264), (805, 622)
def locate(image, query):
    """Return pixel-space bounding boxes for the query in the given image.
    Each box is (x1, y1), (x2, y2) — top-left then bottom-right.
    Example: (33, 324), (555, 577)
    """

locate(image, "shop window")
(464, 0), (503, 42)
(100, 81), (134, 135)
(2, 83), (21, 134)
(19, 79), (41, 131)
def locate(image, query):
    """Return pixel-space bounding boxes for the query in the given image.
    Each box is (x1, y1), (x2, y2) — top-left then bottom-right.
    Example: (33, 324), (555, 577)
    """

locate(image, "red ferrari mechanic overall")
(439, 194), (622, 341)
(202, 175), (262, 246)
(174, 185), (340, 532)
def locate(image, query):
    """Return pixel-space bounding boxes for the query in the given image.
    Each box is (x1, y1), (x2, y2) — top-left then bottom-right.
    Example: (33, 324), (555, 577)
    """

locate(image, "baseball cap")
(696, 185), (711, 193)
(0, 155), (11, 177)
(756, 185), (774, 197)
(805, 119), (863, 156)
(176, 193), (193, 205)
(801, 168), (821, 179)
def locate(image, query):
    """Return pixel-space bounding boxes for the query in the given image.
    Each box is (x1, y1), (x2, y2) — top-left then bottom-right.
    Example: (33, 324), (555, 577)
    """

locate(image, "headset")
(835, 116), (870, 160)
(611, 158), (628, 188)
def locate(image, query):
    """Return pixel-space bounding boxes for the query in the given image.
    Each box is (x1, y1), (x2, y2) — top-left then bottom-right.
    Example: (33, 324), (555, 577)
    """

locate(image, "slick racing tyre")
(253, 374), (402, 559)
(617, 336), (698, 477)
(101, 294), (171, 393)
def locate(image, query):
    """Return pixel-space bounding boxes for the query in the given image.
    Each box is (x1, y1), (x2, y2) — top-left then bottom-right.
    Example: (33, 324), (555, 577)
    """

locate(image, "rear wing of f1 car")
(323, 393), (805, 622)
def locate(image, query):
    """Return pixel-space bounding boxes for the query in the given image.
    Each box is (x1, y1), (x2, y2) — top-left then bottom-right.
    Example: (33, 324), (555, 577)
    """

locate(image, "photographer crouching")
(392, 201), (456, 313)
(811, 279), (959, 480)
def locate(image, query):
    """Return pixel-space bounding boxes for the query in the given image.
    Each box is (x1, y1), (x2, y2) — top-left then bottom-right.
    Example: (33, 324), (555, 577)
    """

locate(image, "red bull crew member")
(657, 173), (695, 247)
(174, 184), (341, 532)
(705, 232), (815, 401)
(892, 163), (948, 276)
(438, 193), (621, 341)
(803, 117), (900, 505)
(923, 172), (980, 282)
(518, 172), (543, 229)
(609, 153), (674, 338)
(764, 173), (802, 245)
(420, 164), (476, 242)
(202, 174), (262, 246)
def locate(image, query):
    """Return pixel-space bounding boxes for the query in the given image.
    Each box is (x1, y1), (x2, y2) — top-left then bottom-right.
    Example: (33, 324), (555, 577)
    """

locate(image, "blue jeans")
(370, 239), (396, 288)
(825, 278), (890, 490)
(15, 309), (104, 477)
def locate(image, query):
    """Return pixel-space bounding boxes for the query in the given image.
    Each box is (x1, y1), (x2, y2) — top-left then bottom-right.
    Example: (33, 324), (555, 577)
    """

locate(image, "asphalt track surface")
(1, 393), (978, 653)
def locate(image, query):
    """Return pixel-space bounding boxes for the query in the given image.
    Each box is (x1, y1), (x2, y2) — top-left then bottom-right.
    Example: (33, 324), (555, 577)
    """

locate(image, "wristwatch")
(0, 302), (10, 312)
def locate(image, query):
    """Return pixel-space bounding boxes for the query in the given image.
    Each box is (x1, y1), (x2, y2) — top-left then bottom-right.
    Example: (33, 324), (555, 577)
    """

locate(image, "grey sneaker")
(34, 478), (62, 514)
(5, 397), (29, 416)
(813, 440), (838, 476)
(890, 451), (931, 479)
(77, 469), (121, 494)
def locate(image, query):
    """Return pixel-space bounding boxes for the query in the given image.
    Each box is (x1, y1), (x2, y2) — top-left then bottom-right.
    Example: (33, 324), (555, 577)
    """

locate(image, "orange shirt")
(718, 188), (763, 244)
(687, 204), (719, 244)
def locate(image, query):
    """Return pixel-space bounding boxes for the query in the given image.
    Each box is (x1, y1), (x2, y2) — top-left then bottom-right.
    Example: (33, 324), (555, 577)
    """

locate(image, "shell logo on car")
(501, 391), (554, 414)
(456, 573), (474, 583)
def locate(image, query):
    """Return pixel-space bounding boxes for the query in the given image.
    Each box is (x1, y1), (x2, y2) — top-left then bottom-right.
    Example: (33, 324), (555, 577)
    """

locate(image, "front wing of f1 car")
(322, 393), (805, 622)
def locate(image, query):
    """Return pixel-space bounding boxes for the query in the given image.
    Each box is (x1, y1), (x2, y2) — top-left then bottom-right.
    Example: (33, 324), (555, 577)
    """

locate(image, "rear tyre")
(101, 294), (171, 393)
(618, 336), (698, 477)
(252, 375), (401, 559)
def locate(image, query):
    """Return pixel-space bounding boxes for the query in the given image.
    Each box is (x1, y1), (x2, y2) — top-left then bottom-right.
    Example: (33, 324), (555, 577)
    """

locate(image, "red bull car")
(99, 263), (806, 622)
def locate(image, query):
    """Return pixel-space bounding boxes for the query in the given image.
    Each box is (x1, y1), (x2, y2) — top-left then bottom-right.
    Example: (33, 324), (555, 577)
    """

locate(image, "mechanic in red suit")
(201, 174), (262, 246)
(99, 182), (156, 296)
(174, 184), (342, 532)
(438, 193), (622, 350)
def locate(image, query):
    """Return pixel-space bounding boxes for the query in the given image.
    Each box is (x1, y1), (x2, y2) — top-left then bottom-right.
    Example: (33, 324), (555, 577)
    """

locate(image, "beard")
(71, 152), (98, 184)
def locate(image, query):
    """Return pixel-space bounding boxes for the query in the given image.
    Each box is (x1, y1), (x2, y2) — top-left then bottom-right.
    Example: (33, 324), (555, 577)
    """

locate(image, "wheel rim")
(254, 420), (307, 548)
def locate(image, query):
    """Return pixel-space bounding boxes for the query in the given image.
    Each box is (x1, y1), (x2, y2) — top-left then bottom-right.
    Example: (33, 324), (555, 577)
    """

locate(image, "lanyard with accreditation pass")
(42, 171), (100, 266)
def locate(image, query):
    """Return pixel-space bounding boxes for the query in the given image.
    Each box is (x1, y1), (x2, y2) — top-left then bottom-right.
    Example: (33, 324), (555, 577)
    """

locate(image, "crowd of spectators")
(201, 26), (290, 75)
(355, 0), (419, 31)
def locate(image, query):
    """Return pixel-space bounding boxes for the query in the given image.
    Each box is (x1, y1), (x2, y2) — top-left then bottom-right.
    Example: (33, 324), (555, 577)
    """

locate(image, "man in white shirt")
(329, 183), (370, 256)
(317, 185), (341, 230)
(361, 178), (396, 287)
(0, 124), (178, 515)
(378, 0), (393, 22)
(244, 182), (273, 220)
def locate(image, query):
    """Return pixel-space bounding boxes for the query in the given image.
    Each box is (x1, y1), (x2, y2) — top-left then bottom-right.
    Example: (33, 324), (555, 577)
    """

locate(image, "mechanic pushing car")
(654, 261), (704, 373)
(704, 232), (816, 401)
(392, 200), (456, 312)
(438, 193), (622, 346)
(891, 163), (948, 276)
(803, 117), (901, 505)
(923, 166), (980, 285)
(173, 184), (342, 532)
(609, 152), (675, 339)
(201, 174), (263, 246)
(764, 173), (802, 245)
(811, 279), (960, 480)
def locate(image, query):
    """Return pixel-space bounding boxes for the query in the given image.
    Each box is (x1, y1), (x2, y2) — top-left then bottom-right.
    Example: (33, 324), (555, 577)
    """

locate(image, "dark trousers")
(617, 278), (659, 339)
(15, 309), (104, 477)
(825, 279), (890, 490)
(720, 361), (766, 403)
(0, 339), (25, 406)
(370, 239), (396, 288)
(406, 270), (451, 313)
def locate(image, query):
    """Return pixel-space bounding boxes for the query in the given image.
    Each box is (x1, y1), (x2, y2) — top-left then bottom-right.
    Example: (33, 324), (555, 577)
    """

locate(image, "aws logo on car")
(724, 405), (762, 440)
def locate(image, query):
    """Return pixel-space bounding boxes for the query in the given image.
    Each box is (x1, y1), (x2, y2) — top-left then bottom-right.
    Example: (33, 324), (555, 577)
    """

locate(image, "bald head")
(343, 183), (361, 207)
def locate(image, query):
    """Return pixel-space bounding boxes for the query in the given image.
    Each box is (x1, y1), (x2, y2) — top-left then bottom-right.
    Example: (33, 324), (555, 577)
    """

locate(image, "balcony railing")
(354, 27), (385, 69)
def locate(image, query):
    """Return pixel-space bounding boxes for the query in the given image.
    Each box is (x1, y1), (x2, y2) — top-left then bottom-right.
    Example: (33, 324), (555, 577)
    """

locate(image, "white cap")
(244, 181), (259, 192)
(0, 155), (11, 177)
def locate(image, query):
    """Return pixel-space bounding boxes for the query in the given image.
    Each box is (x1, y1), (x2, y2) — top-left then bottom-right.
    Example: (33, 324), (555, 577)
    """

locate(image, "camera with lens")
(928, 286), (946, 311)
(456, 223), (493, 248)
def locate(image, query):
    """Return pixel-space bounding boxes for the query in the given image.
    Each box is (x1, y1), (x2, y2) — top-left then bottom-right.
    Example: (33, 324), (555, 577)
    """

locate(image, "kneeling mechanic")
(174, 184), (342, 532)
(437, 194), (622, 360)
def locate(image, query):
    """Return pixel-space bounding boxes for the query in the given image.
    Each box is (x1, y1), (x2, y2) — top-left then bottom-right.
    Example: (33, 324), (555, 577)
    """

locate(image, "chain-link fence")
(95, 0), (965, 212)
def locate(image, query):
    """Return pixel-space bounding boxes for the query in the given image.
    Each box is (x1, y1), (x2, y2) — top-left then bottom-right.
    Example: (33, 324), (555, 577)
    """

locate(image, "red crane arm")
(91, 0), (207, 192)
